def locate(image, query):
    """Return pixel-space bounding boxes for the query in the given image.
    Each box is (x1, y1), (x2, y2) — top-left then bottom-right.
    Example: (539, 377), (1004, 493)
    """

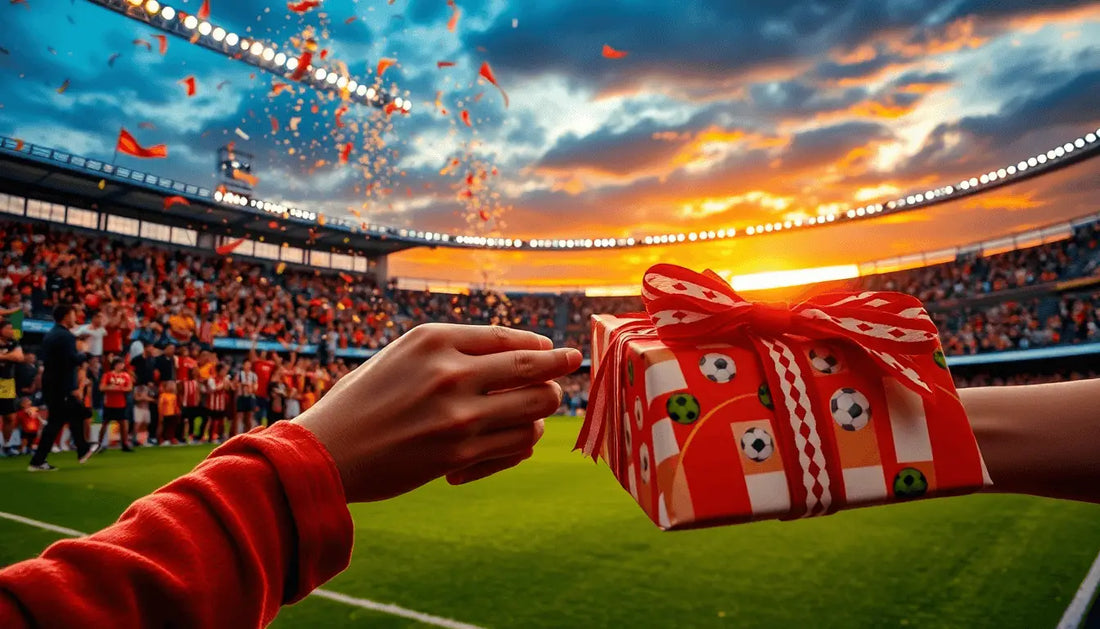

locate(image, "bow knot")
(747, 301), (792, 336)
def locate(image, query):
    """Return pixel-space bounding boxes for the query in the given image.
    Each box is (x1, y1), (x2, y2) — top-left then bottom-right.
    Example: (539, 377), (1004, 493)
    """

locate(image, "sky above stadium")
(1, 0), (1099, 288)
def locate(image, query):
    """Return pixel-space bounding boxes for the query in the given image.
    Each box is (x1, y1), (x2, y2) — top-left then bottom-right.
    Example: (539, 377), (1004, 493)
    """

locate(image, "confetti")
(334, 104), (348, 128)
(447, 4), (461, 32)
(57, 79), (71, 94)
(339, 142), (353, 164)
(478, 61), (509, 107)
(289, 51), (312, 81)
(232, 169), (259, 186)
(164, 196), (190, 210)
(602, 44), (629, 59)
(275, 262), (287, 275)
(154, 34), (168, 55)
(344, 16), (357, 24)
(98, 180), (106, 190)
(138, 121), (156, 130)
(270, 82), (292, 96)
(270, 116), (279, 133)
(215, 237), (247, 257)
(287, 0), (321, 13)
(377, 58), (396, 77)
(14, 139), (24, 151)
(289, 116), (302, 131)
(216, 80), (230, 90)
(461, 110), (472, 127)
(197, 0), (210, 20)
(234, 128), (250, 140)
(437, 60), (455, 68)
(116, 128), (168, 159)
(107, 53), (120, 67)
(133, 39), (152, 52)
(268, 221), (280, 229)
(384, 102), (399, 115)
(179, 75), (197, 97)
(479, 210), (490, 221)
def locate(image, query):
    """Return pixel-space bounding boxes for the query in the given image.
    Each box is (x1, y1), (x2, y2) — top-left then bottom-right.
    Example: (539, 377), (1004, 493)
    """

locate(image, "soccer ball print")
(698, 353), (736, 383)
(808, 345), (843, 374)
(666, 393), (701, 425)
(634, 396), (645, 430)
(639, 443), (651, 484)
(622, 412), (633, 453)
(740, 427), (774, 463)
(830, 387), (871, 431)
(893, 467), (928, 499)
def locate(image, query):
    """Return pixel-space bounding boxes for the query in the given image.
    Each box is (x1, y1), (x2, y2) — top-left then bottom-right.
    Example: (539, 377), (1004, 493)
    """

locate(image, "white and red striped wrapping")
(577, 264), (990, 531)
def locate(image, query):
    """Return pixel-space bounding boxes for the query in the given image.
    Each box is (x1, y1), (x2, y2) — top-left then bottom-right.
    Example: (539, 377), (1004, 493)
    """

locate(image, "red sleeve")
(0, 422), (353, 628)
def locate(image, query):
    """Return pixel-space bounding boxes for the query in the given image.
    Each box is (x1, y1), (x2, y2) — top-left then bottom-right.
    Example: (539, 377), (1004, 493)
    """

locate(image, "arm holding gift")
(965, 379), (1100, 504)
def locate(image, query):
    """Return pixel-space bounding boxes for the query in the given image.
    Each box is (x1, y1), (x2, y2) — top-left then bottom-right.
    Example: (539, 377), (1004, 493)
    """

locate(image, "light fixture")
(160, 5), (175, 19)
(198, 21), (212, 36)
(182, 14), (198, 29)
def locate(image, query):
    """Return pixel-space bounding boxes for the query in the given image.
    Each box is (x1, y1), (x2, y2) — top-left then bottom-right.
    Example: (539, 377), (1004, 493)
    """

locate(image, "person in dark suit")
(28, 305), (100, 471)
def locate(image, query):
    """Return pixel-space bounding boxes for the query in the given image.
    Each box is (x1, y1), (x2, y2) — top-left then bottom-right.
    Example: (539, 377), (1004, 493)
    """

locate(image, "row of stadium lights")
(208, 127), (1098, 250)
(114, 0), (411, 112)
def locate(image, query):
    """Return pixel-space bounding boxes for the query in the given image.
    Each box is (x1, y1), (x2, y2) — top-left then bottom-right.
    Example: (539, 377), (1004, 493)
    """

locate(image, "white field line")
(1057, 549), (1100, 629)
(0, 510), (484, 629)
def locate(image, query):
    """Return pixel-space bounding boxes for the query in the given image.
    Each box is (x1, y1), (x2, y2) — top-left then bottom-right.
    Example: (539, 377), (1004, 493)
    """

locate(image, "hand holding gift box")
(576, 264), (990, 530)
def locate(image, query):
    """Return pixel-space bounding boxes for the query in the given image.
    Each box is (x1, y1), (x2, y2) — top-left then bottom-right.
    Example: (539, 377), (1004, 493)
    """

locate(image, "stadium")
(0, 1), (1098, 628)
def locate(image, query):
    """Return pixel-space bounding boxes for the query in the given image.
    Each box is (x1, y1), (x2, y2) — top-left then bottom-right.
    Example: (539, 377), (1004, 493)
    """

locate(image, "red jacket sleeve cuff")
(225, 422), (354, 602)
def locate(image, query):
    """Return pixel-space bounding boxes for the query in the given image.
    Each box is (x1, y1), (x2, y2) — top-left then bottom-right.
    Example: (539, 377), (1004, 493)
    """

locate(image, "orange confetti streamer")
(290, 51), (312, 81)
(154, 35), (168, 55)
(197, 0), (210, 20)
(339, 272), (354, 284)
(377, 58), (396, 77)
(179, 75), (197, 97)
(232, 169), (259, 187)
(339, 142), (353, 164)
(164, 196), (190, 210)
(602, 44), (629, 59)
(334, 104), (348, 128)
(447, 5), (461, 32)
(437, 60), (455, 68)
(132, 39), (152, 51)
(98, 180), (106, 190)
(276, 262), (287, 275)
(270, 82), (291, 97)
(270, 116), (280, 133)
(384, 102), (399, 115)
(344, 16), (357, 24)
(14, 139), (24, 151)
(461, 110), (472, 127)
(478, 61), (509, 107)
(57, 79), (70, 94)
(287, 0), (320, 13)
(216, 237), (247, 257)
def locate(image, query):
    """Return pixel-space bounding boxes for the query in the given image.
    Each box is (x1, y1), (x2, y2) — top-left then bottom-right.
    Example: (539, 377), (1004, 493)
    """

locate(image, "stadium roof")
(0, 135), (420, 258)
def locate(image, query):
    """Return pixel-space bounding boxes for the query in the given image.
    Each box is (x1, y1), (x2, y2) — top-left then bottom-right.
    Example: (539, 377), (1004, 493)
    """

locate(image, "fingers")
(447, 325), (553, 355)
(446, 450), (533, 485)
(454, 419), (545, 470)
(474, 348), (582, 392)
(473, 382), (562, 431)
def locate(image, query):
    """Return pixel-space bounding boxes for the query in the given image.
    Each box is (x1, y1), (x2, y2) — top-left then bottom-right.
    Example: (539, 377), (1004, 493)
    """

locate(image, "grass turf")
(1, 416), (1098, 628)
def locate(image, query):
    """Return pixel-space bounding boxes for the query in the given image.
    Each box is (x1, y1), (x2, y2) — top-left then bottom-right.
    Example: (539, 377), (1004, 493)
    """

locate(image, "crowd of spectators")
(0, 215), (1099, 429)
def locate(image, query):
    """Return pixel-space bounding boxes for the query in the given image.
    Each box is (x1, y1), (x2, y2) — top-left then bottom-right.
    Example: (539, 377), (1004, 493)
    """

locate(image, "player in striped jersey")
(179, 374), (202, 445)
(203, 364), (231, 444)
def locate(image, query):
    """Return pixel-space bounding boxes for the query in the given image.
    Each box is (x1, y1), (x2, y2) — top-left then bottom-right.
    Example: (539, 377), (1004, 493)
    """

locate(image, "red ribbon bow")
(577, 264), (942, 459)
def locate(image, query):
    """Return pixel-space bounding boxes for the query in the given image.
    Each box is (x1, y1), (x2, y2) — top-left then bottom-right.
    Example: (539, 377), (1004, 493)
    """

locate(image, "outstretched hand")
(294, 324), (583, 502)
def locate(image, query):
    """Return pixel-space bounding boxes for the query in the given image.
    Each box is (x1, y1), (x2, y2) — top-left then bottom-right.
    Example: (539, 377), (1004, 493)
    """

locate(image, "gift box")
(576, 264), (990, 530)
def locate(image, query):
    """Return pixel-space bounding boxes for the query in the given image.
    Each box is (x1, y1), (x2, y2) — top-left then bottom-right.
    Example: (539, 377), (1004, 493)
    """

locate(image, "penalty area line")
(0, 510), (484, 629)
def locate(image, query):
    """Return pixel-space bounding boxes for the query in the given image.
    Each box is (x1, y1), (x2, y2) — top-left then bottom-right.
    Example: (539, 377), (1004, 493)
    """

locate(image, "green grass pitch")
(1, 416), (1098, 628)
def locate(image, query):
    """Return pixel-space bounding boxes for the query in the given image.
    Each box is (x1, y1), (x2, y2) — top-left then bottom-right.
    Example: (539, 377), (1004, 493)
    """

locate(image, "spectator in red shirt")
(99, 359), (134, 453)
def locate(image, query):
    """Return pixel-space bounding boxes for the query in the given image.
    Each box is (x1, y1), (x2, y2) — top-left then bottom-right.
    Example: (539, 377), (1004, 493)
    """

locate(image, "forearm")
(964, 379), (1100, 504)
(0, 423), (353, 627)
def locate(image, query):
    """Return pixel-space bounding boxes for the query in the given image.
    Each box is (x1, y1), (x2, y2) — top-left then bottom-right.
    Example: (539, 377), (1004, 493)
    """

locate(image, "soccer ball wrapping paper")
(576, 264), (991, 531)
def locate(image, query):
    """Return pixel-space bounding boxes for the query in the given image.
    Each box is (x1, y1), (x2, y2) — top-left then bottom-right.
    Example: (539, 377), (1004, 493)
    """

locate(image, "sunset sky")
(1, 0), (1098, 288)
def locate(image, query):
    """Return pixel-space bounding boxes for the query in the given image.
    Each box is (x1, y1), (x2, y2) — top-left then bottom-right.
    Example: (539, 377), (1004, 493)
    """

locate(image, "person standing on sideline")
(99, 359), (134, 452)
(29, 305), (99, 471)
(203, 364), (231, 443)
(0, 320), (24, 456)
(131, 343), (159, 444)
(234, 360), (258, 435)
(157, 382), (181, 446)
(179, 371), (202, 444)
